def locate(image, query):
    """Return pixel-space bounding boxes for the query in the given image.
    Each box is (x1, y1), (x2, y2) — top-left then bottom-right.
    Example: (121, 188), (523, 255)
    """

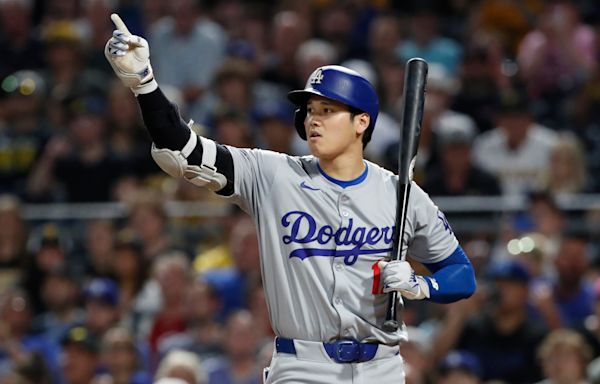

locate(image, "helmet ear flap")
(294, 106), (307, 140)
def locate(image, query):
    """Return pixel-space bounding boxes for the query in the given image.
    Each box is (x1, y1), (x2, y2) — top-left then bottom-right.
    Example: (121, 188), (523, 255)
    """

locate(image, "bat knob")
(382, 320), (399, 332)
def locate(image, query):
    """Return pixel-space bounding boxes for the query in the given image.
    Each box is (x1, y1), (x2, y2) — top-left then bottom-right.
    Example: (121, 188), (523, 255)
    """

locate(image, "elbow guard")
(151, 122), (227, 191)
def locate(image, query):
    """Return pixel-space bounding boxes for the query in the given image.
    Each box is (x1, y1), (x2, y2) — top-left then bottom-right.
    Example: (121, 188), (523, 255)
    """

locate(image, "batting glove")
(379, 260), (430, 300)
(104, 13), (157, 96)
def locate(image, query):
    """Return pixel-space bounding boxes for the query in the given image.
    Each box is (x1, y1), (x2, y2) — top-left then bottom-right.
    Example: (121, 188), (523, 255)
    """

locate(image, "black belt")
(275, 337), (380, 363)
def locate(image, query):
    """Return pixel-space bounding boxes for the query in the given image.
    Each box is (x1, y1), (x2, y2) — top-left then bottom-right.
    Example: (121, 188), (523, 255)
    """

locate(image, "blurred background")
(1, 0), (600, 383)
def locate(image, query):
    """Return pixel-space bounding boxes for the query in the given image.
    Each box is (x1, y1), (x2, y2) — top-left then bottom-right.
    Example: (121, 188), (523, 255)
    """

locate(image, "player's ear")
(355, 112), (369, 135)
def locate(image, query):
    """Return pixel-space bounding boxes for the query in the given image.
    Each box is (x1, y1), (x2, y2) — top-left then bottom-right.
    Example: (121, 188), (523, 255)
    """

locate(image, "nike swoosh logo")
(300, 181), (320, 191)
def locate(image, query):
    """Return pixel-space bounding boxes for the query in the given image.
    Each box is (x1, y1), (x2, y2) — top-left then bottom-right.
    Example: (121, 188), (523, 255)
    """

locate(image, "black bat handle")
(383, 293), (400, 332)
(383, 58), (428, 332)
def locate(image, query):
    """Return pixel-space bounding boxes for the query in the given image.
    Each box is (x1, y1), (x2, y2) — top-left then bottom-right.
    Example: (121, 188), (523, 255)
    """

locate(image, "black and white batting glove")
(104, 13), (157, 96)
(379, 260), (431, 300)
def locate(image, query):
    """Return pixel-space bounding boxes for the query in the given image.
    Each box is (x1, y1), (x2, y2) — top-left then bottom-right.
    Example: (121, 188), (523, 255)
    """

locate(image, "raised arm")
(104, 14), (234, 196)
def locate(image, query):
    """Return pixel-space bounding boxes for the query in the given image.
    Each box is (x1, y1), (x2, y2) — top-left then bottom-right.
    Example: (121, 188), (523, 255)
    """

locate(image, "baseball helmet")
(287, 65), (379, 144)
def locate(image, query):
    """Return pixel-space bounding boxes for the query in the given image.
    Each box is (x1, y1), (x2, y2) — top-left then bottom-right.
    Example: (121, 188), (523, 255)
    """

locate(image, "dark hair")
(349, 106), (372, 149)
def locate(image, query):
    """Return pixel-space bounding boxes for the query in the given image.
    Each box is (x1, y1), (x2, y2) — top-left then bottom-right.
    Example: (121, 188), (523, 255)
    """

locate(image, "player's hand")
(104, 13), (157, 95)
(379, 260), (430, 300)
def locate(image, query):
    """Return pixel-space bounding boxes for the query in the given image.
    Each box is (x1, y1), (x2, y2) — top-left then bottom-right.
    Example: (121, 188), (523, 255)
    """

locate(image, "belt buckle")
(333, 339), (360, 363)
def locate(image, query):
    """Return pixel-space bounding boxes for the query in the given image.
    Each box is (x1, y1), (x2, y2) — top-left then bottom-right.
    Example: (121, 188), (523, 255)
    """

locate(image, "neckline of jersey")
(317, 162), (369, 188)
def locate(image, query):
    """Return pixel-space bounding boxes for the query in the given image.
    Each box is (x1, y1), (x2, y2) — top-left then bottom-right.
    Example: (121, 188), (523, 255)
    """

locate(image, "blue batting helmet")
(287, 65), (379, 145)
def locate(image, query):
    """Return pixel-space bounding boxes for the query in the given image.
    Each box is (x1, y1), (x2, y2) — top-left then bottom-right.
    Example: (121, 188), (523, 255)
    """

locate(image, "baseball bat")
(382, 58), (428, 332)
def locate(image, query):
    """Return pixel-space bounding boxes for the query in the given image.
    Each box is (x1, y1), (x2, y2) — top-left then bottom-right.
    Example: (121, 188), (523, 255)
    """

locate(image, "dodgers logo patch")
(309, 68), (324, 84)
(280, 211), (393, 265)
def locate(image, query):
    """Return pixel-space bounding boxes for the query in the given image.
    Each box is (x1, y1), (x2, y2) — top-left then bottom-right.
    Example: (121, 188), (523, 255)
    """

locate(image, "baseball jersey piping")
(317, 162), (369, 188)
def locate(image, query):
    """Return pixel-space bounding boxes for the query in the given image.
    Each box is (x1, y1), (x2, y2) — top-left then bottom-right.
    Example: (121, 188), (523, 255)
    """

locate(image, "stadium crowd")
(1, 0), (600, 383)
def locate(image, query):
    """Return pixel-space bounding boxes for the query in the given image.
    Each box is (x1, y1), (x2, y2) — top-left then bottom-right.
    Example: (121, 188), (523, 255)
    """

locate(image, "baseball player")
(105, 14), (476, 383)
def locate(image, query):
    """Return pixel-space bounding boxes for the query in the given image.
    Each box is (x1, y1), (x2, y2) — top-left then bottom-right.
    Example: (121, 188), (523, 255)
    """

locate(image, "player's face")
(304, 96), (368, 160)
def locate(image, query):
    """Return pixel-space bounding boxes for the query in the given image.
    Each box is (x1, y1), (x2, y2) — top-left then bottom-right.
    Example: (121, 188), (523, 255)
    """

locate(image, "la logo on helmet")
(310, 68), (324, 84)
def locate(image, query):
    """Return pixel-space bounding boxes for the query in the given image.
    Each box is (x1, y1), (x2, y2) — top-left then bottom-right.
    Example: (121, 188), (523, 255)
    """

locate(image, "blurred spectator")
(28, 95), (127, 202)
(0, 69), (52, 198)
(84, 219), (116, 278)
(261, 10), (309, 91)
(523, 192), (566, 247)
(42, 0), (83, 25)
(127, 192), (171, 260)
(425, 116), (500, 196)
(246, 279), (272, 343)
(203, 310), (260, 384)
(0, 0), (44, 80)
(518, 1), (596, 126)
(434, 350), (482, 384)
(542, 230), (594, 329)
(210, 108), (254, 149)
(81, 0), (117, 74)
(471, 0), (540, 57)
(368, 14), (402, 69)
(140, 0), (168, 33)
(535, 329), (592, 384)
(472, 88), (558, 195)
(149, 0), (226, 124)
(536, 132), (589, 194)
(35, 266), (84, 343)
(215, 58), (257, 113)
(22, 223), (73, 312)
(149, 252), (192, 359)
(433, 260), (546, 383)
(0, 195), (28, 292)
(40, 20), (108, 105)
(452, 37), (504, 132)
(60, 325), (101, 384)
(197, 216), (260, 319)
(212, 1), (247, 42)
(158, 279), (223, 359)
(95, 326), (152, 384)
(254, 100), (295, 154)
(201, 59), (259, 136)
(111, 228), (157, 338)
(571, 69), (600, 193)
(1, 352), (54, 384)
(155, 349), (205, 384)
(0, 287), (61, 383)
(578, 278), (600, 358)
(314, 3), (353, 60)
(385, 63), (477, 179)
(83, 277), (121, 337)
(376, 57), (405, 117)
(395, 8), (462, 75)
(425, 64), (476, 136)
(402, 326), (432, 384)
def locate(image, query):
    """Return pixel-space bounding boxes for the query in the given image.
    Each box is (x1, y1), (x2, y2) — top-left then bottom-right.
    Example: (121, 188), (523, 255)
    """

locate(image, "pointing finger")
(110, 13), (131, 36)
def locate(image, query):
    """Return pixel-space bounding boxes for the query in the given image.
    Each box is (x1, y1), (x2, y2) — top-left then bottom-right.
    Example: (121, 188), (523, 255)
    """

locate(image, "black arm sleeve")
(137, 88), (235, 196)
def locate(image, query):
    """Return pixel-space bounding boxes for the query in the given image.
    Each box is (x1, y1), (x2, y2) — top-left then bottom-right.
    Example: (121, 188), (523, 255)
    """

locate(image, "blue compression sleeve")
(421, 246), (476, 303)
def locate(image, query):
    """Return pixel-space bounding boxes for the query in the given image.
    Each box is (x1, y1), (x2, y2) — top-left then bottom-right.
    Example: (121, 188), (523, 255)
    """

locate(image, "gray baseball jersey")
(224, 147), (458, 345)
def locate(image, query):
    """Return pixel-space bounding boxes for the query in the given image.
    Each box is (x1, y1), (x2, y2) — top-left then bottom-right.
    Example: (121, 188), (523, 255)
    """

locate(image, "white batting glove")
(104, 13), (157, 96)
(379, 260), (431, 300)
